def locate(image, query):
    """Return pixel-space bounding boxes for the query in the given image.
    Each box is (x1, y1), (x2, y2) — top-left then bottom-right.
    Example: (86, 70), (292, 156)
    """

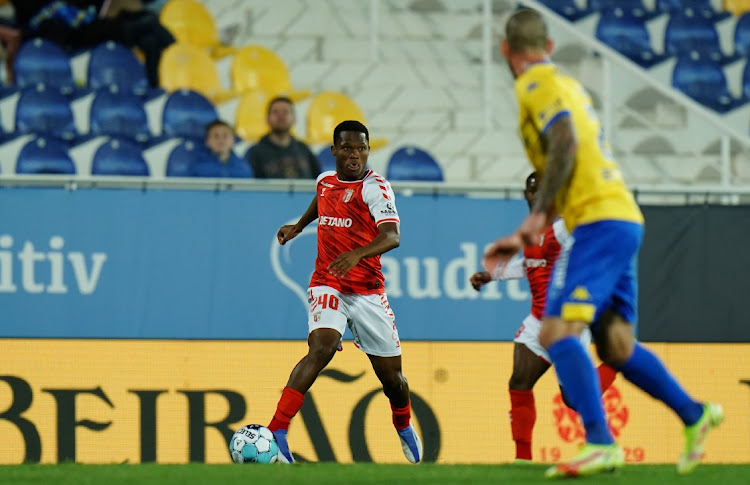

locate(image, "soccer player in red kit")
(268, 120), (423, 464)
(470, 172), (617, 462)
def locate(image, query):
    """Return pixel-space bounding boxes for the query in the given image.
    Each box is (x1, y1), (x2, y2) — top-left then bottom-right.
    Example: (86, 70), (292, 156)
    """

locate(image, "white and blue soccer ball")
(229, 424), (280, 464)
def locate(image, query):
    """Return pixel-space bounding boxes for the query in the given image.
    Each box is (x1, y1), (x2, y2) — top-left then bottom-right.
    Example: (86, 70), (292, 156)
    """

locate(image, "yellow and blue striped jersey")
(514, 62), (644, 230)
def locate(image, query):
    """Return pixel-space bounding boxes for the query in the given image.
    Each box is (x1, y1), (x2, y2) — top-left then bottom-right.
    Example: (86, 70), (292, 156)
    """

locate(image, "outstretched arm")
(471, 257), (525, 291)
(492, 257), (526, 281)
(277, 196), (318, 245)
(327, 222), (400, 277)
(483, 116), (577, 271)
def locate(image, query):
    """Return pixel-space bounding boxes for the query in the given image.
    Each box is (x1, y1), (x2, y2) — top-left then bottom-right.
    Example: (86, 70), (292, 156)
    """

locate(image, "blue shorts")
(545, 220), (643, 328)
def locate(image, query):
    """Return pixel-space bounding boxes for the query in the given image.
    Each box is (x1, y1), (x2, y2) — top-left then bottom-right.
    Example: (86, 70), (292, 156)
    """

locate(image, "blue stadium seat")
(656, 0), (730, 21)
(742, 61), (750, 99)
(734, 13), (750, 57)
(664, 13), (736, 64)
(672, 58), (740, 113)
(596, 10), (668, 68)
(89, 87), (151, 144)
(537, 0), (592, 22)
(14, 38), (77, 96)
(161, 89), (218, 142)
(91, 138), (149, 176)
(589, 0), (655, 19)
(16, 137), (76, 174)
(87, 41), (158, 98)
(317, 146), (336, 172)
(386, 146), (443, 182)
(15, 85), (78, 143)
(166, 140), (213, 177)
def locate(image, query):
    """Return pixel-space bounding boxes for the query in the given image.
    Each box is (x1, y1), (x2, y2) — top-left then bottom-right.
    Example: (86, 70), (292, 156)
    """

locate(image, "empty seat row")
(3, 36), (309, 108)
(671, 57), (750, 112)
(540, 0), (730, 22)
(4, 85), (216, 146)
(16, 137), (148, 176)
(596, 9), (742, 68)
(4, 82), (393, 149)
(7, 38), (160, 100)
(11, 135), (444, 182)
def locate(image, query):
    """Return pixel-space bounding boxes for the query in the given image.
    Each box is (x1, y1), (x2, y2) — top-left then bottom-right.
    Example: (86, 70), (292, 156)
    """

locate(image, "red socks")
(391, 401), (411, 430)
(597, 363), (618, 393)
(268, 387), (305, 432)
(509, 389), (536, 460)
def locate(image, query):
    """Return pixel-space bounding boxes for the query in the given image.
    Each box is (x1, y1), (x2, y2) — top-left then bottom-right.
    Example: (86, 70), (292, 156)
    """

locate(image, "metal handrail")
(1, 174), (749, 196)
(520, 0), (750, 147)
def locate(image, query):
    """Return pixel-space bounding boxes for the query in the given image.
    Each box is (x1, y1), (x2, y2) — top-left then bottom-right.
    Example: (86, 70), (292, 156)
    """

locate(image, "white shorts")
(513, 314), (592, 363)
(307, 286), (402, 357)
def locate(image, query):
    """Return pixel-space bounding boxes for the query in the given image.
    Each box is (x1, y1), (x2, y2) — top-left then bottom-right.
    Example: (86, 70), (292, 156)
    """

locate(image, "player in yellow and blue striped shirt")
(483, 8), (723, 479)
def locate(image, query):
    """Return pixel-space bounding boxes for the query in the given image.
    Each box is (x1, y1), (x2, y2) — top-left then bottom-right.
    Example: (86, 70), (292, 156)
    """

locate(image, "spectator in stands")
(10, 0), (174, 86)
(192, 119), (252, 178)
(246, 96), (321, 179)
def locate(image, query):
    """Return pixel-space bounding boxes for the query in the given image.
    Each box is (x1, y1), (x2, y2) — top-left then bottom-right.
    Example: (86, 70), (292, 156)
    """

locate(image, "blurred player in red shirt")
(470, 172), (617, 462)
(268, 120), (422, 464)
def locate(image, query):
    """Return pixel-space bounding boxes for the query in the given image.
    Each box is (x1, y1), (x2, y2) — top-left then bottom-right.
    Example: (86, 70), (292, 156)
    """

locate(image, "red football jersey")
(523, 219), (568, 319)
(309, 170), (399, 294)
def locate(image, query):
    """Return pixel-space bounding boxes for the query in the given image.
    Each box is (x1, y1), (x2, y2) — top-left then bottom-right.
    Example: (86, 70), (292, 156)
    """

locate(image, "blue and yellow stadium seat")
(15, 85), (78, 143)
(161, 89), (218, 142)
(89, 88), (151, 144)
(235, 89), (272, 142)
(91, 139), (149, 176)
(386, 146), (443, 182)
(159, 0), (236, 58)
(305, 91), (387, 150)
(230, 45), (310, 102)
(158, 42), (235, 103)
(16, 137), (75, 174)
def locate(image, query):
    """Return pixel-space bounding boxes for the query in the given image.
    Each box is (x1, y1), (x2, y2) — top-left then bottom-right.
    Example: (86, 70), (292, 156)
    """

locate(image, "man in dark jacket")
(246, 96), (321, 179)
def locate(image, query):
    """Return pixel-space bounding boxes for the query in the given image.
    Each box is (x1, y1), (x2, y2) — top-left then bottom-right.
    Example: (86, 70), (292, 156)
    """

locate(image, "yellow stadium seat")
(158, 43), (235, 103)
(230, 45), (310, 102)
(160, 0), (236, 58)
(725, 0), (750, 14)
(235, 90), (299, 142)
(306, 91), (387, 150)
(235, 90), (271, 142)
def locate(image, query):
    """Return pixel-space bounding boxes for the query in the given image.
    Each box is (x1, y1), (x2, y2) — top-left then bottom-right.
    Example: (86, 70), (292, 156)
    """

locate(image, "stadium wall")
(0, 186), (533, 341)
(639, 205), (750, 342)
(1, 340), (748, 464)
(1, 187), (748, 465)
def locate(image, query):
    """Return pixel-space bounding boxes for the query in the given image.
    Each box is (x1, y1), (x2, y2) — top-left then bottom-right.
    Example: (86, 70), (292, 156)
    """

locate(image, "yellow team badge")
(571, 286), (592, 301)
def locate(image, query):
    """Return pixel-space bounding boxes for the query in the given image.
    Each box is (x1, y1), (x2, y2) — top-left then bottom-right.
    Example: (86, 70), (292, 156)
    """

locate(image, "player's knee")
(559, 387), (576, 410)
(307, 339), (339, 366)
(508, 373), (534, 391)
(381, 371), (407, 396)
(539, 318), (587, 349)
(596, 317), (635, 367)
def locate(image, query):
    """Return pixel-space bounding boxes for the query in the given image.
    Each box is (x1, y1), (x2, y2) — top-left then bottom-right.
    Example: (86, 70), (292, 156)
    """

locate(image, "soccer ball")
(229, 424), (280, 464)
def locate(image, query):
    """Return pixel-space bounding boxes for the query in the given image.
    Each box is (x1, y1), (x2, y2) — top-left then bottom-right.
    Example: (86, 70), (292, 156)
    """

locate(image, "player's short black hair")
(333, 120), (369, 145)
(526, 171), (538, 188)
(505, 8), (548, 52)
(266, 96), (294, 116)
(205, 119), (234, 138)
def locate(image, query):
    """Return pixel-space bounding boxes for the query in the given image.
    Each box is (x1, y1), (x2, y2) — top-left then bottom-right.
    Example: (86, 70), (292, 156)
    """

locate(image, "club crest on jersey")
(342, 189), (355, 203)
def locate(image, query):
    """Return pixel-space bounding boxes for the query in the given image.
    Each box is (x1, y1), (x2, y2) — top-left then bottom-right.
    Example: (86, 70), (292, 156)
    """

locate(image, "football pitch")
(1, 463), (749, 485)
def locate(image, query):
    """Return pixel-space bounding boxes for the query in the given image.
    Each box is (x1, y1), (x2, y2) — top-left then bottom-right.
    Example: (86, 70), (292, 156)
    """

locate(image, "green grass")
(1, 463), (749, 485)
